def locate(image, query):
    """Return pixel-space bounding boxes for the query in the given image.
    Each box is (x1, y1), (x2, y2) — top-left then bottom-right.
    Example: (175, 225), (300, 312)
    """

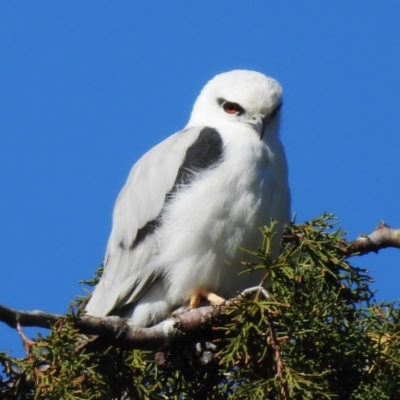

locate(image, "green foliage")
(1, 214), (400, 399)
(0, 322), (156, 399)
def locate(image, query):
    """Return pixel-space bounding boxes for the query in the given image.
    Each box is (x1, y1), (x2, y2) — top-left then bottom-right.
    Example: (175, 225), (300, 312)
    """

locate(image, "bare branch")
(283, 221), (400, 257)
(0, 304), (61, 330)
(0, 303), (223, 350)
(0, 287), (269, 350)
(348, 222), (400, 256)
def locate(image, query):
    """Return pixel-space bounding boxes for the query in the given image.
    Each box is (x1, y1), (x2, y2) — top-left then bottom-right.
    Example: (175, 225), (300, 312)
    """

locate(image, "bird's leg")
(189, 293), (202, 309)
(189, 289), (225, 309)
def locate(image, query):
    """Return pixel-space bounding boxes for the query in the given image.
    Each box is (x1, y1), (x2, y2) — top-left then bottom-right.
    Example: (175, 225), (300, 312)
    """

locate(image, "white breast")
(151, 124), (290, 306)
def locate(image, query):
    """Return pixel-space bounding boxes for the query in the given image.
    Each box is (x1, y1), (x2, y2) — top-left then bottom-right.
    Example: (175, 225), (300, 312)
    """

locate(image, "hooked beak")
(254, 103), (283, 140)
(251, 115), (268, 140)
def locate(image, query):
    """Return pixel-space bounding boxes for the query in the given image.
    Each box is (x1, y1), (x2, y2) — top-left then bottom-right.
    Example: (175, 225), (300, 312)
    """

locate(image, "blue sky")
(1, 2), (400, 356)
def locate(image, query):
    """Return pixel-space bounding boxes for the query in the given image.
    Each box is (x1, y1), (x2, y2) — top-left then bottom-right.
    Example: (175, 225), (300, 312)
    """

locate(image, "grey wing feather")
(85, 127), (203, 317)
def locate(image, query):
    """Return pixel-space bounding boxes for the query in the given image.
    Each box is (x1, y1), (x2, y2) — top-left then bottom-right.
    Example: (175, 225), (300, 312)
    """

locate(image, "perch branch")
(0, 287), (265, 350)
(0, 304), (219, 350)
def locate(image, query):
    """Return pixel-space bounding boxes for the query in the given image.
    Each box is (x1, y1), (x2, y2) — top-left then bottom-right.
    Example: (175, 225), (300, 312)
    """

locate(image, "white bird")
(85, 70), (290, 327)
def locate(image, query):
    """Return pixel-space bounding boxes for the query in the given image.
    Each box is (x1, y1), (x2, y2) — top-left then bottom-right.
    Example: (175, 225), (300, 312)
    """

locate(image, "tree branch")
(283, 221), (400, 256)
(347, 222), (400, 256)
(0, 303), (224, 350)
(0, 287), (270, 350)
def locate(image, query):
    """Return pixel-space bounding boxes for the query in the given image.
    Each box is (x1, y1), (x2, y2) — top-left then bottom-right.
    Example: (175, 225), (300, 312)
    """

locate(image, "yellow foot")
(189, 289), (226, 309)
(205, 291), (225, 305)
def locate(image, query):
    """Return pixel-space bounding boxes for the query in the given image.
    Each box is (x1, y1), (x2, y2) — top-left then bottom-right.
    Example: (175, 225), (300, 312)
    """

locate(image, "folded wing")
(85, 127), (204, 317)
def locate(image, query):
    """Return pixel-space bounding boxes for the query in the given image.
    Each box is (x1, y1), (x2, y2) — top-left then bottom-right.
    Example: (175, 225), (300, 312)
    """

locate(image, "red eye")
(223, 102), (241, 114)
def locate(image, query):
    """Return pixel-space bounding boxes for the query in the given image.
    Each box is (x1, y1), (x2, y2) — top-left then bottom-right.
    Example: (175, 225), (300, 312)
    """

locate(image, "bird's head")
(187, 70), (283, 139)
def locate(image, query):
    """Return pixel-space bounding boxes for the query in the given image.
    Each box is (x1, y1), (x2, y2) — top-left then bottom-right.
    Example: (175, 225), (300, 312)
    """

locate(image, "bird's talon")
(206, 292), (225, 305)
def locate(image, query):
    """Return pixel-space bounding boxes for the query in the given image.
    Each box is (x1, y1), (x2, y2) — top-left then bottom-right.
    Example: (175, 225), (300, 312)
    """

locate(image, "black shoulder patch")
(130, 127), (224, 249)
(173, 127), (224, 187)
(133, 219), (158, 246)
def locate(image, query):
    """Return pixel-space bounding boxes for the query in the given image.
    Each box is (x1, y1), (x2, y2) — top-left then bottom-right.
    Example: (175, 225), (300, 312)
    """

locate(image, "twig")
(16, 321), (35, 353)
(239, 286), (271, 302)
(244, 287), (288, 398)
(16, 321), (40, 385)
(265, 311), (288, 399)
